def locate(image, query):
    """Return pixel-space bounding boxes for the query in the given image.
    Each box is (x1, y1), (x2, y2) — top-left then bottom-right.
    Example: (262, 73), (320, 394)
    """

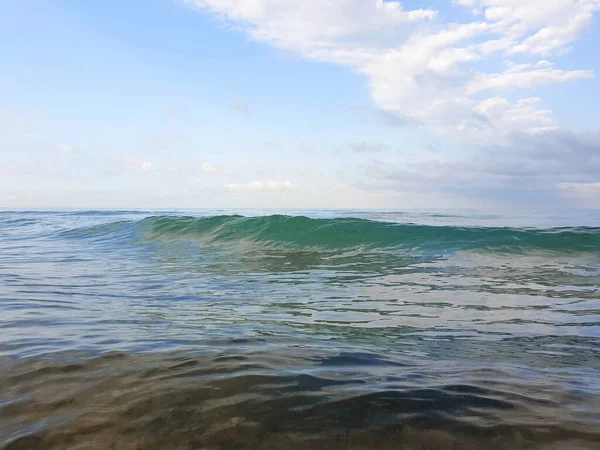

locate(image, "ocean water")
(1, 209), (599, 450)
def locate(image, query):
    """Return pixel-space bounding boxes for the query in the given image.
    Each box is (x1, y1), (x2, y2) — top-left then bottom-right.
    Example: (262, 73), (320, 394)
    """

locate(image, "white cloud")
(164, 161), (233, 177)
(467, 61), (594, 94)
(227, 180), (296, 191)
(125, 158), (158, 172)
(184, 0), (435, 52)
(509, 10), (596, 55)
(459, 97), (556, 143)
(182, 0), (597, 143)
(458, 0), (600, 55)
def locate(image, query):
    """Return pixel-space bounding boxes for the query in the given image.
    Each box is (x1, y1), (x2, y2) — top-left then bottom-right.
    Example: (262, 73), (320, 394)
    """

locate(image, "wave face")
(1, 210), (600, 449)
(57, 214), (600, 254)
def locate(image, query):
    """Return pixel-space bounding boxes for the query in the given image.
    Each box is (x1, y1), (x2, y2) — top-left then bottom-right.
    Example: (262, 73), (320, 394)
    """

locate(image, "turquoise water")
(1, 210), (599, 449)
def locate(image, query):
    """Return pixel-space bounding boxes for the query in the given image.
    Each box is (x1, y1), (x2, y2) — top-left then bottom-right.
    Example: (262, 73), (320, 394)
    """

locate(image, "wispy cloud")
(125, 158), (158, 172)
(227, 180), (296, 192)
(348, 142), (389, 153)
(201, 162), (232, 175)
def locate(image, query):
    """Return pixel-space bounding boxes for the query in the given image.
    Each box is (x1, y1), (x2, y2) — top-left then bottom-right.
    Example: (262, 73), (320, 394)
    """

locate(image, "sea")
(1, 209), (599, 450)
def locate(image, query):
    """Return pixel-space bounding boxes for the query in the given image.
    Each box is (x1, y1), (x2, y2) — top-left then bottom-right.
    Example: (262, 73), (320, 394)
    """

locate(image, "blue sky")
(1, 0), (599, 209)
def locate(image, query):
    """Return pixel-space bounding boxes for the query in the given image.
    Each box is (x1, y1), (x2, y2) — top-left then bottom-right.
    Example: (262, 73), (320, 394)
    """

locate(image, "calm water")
(1, 209), (599, 450)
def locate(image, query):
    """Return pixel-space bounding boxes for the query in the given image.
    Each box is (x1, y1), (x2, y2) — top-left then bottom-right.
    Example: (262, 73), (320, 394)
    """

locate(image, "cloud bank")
(363, 130), (600, 206)
(182, 0), (599, 207)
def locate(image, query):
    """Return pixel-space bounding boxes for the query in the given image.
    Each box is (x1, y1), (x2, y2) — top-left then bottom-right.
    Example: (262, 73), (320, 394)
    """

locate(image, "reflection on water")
(0, 210), (599, 449)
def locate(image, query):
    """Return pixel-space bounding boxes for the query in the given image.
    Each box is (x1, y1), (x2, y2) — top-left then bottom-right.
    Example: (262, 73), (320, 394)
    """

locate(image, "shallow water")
(1, 209), (599, 449)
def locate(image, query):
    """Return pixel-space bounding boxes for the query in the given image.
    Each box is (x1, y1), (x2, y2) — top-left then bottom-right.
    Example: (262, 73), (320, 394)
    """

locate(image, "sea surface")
(1, 209), (599, 450)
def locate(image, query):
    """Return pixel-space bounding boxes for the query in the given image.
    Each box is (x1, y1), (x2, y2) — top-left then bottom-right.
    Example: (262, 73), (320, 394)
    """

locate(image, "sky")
(1, 0), (599, 210)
